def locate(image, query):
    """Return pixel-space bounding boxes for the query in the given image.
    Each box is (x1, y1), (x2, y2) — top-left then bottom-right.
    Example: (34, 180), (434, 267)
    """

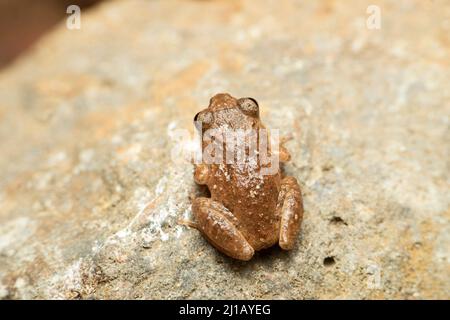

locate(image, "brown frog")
(190, 93), (303, 261)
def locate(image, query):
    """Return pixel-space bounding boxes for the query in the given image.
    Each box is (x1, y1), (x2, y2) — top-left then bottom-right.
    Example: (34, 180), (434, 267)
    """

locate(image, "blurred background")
(0, 0), (103, 69)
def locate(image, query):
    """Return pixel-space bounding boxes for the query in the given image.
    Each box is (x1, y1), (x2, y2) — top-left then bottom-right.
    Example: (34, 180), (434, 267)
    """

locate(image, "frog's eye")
(238, 97), (259, 117)
(194, 111), (213, 130)
(194, 112), (200, 123)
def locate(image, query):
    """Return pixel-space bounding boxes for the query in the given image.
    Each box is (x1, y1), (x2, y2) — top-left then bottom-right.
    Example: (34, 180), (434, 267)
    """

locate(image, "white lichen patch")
(97, 158), (192, 251)
(46, 258), (96, 299)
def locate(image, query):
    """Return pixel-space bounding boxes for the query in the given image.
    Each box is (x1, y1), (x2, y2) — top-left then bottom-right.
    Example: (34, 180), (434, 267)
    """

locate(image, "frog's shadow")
(220, 245), (295, 272)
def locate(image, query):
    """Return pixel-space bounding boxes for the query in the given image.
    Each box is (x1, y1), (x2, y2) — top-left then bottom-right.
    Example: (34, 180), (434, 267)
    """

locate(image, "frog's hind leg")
(278, 176), (304, 250)
(192, 197), (254, 261)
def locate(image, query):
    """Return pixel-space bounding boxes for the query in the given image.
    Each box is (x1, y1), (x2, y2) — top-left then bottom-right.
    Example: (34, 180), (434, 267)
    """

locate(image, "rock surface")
(0, 0), (449, 299)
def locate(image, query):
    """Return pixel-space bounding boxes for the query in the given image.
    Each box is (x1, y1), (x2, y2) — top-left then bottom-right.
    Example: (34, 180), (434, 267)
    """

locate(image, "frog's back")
(207, 163), (281, 250)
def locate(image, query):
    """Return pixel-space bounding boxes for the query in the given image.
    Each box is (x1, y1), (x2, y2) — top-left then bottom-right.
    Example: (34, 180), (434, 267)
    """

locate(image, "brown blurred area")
(0, 0), (103, 69)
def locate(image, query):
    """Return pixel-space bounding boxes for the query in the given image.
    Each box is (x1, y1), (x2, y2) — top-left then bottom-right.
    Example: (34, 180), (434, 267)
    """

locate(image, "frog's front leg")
(278, 146), (291, 162)
(278, 176), (304, 250)
(194, 163), (209, 185)
(192, 197), (254, 261)
(276, 135), (293, 162)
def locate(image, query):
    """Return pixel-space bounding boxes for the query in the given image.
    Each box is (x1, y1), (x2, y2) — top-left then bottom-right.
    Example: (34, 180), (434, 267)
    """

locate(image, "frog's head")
(194, 93), (260, 132)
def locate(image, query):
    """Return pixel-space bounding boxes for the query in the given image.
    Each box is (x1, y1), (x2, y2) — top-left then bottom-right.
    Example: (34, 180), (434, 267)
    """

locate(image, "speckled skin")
(192, 93), (303, 261)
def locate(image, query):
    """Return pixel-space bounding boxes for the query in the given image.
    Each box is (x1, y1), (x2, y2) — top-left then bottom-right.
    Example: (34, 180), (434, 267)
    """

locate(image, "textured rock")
(0, 0), (449, 299)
